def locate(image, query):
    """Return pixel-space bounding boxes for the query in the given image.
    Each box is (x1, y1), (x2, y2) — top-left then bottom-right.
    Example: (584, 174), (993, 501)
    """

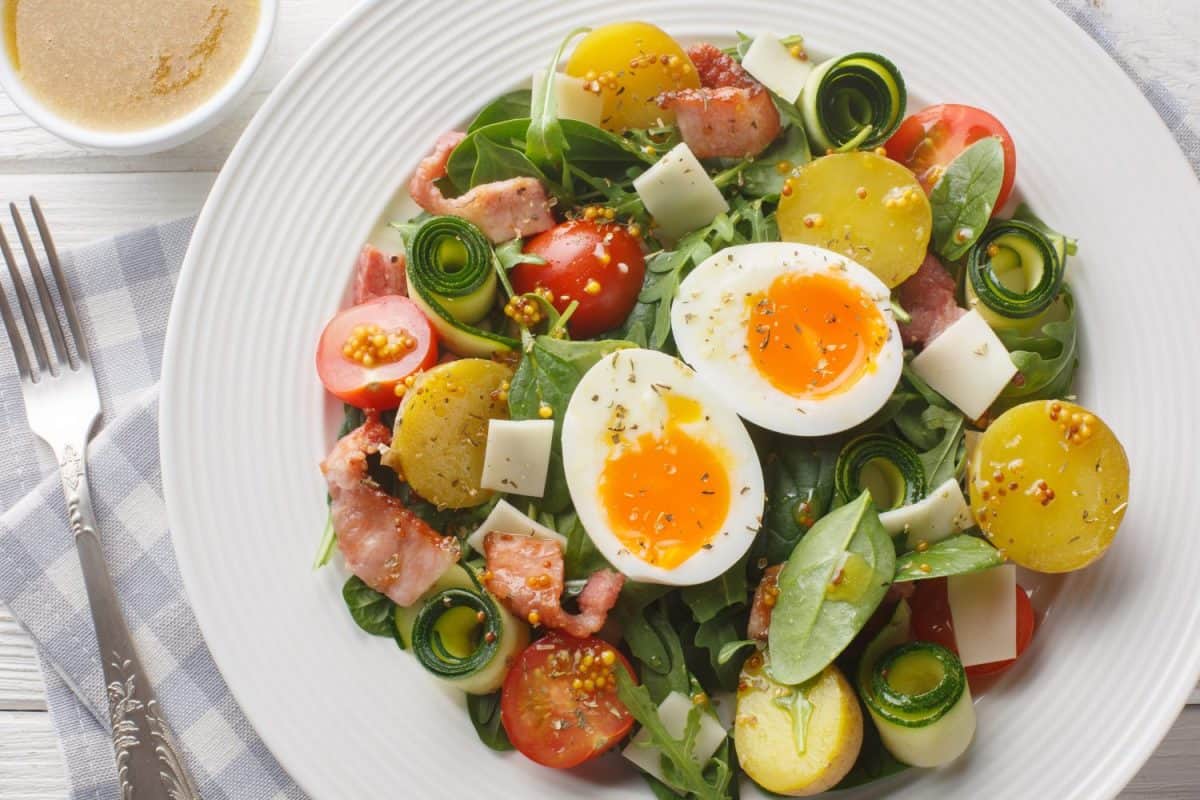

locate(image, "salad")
(313, 22), (1130, 798)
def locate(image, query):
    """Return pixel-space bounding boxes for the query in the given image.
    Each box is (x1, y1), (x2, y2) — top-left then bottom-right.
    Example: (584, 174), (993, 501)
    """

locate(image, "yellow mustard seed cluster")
(582, 205), (618, 222)
(393, 371), (421, 398)
(504, 287), (554, 328)
(342, 324), (414, 368)
(1049, 402), (1096, 446)
(884, 185), (923, 210)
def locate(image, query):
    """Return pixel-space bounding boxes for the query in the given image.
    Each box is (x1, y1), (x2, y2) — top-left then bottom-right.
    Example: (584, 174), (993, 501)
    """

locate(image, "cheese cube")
(740, 33), (812, 103)
(910, 310), (1018, 420)
(479, 418), (554, 497)
(633, 143), (730, 242)
(623, 692), (727, 788)
(531, 69), (604, 128)
(947, 564), (1017, 667)
(466, 499), (567, 554)
(879, 478), (974, 551)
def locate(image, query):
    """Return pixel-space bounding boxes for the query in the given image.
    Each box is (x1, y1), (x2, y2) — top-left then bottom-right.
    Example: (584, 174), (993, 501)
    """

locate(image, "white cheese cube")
(623, 692), (727, 788)
(740, 33), (812, 104)
(633, 143), (730, 243)
(880, 478), (975, 551)
(466, 499), (567, 554)
(479, 418), (554, 497)
(531, 69), (604, 128)
(947, 564), (1017, 667)
(910, 310), (1018, 420)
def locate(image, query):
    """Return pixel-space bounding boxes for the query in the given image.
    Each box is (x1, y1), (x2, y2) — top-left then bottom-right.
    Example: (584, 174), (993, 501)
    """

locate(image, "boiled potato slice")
(383, 359), (512, 509)
(565, 21), (700, 131)
(735, 656), (863, 796)
(778, 151), (931, 288)
(968, 400), (1129, 572)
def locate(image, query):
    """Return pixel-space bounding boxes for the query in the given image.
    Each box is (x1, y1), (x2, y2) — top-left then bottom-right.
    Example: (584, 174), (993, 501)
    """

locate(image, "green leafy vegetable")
(930, 136), (1004, 261)
(717, 639), (759, 665)
(996, 288), (1079, 409)
(466, 691), (513, 751)
(681, 557), (749, 624)
(1012, 202), (1078, 260)
(739, 126), (812, 199)
(561, 512), (611, 580)
(832, 712), (909, 790)
(470, 136), (548, 188)
(624, 599), (691, 703)
(694, 606), (750, 691)
(341, 576), (396, 637)
(614, 670), (734, 800)
(917, 412), (965, 487)
(468, 89), (531, 132)
(753, 440), (839, 567)
(526, 28), (589, 177)
(894, 535), (1004, 581)
(767, 492), (896, 685)
(312, 513), (336, 570)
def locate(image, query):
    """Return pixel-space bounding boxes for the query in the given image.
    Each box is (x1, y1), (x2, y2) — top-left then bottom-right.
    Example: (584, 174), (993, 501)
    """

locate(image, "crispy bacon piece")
(747, 564), (782, 641)
(482, 533), (624, 638)
(896, 253), (968, 348)
(657, 43), (782, 160)
(321, 416), (460, 606)
(408, 131), (555, 243)
(352, 245), (407, 304)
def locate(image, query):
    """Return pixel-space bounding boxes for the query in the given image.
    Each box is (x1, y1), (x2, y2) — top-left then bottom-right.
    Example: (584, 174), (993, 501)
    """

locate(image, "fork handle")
(60, 444), (200, 799)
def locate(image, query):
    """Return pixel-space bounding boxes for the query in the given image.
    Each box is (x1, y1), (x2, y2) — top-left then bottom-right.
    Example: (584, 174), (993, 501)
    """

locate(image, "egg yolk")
(597, 395), (731, 569)
(746, 270), (890, 399)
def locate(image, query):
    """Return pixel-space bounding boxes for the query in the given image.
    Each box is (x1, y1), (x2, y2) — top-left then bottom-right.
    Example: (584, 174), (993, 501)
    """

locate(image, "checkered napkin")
(0, 5), (1196, 800)
(0, 220), (303, 799)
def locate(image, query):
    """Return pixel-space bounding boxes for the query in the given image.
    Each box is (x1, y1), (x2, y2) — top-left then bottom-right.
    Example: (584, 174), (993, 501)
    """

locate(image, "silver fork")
(0, 198), (199, 799)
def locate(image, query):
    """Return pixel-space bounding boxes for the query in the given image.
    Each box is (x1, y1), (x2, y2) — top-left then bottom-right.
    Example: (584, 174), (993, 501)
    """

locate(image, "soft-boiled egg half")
(562, 349), (765, 585)
(672, 242), (903, 436)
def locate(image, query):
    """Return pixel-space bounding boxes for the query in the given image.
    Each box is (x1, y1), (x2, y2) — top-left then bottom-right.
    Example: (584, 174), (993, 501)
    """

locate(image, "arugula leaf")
(739, 126), (812, 199)
(918, 412), (965, 487)
(614, 671), (734, 800)
(767, 492), (896, 685)
(526, 28), (588, 176)
(996, 288), (1078, 410)
(561, 512), (611, 580)
(624, 599), (691, 703)
(753, 440), (839, 567)
(341, 576), (396, 637)
(694, 606), (749, 691)
(681, 556), (749, 623)
(466, 692), (513, 751)
(468, 89), (531, 132)
(895, 535), (1005, 581)
(930, 136), (1004, 261)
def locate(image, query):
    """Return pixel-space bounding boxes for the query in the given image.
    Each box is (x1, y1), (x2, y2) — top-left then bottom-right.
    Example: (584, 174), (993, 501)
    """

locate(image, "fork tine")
(0, 267), (32, 380)
(30, 197), (86, 365)
(0, 223), (49, 375)
(11, 202), (70, 368)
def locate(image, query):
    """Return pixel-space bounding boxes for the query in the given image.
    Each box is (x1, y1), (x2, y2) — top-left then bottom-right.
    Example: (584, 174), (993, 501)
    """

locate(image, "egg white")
(561, 349), (765, 585)
(671, 242), (903, 436)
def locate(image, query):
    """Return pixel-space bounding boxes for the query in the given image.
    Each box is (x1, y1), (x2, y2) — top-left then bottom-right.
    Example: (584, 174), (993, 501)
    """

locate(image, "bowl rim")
(0, 0), (279, 155)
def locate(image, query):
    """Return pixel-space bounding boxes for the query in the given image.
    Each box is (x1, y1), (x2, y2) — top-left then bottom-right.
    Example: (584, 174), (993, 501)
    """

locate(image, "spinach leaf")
(694, 605), (749, 691)
(466, 691), (513, 751)
(930, 136), (1004, 261)
(508, 334), (633, 512)
(470, 136), (547, 188)
(624, 599), (691, 703)
(468, 89), (531, 132)
(753, 440), (839, 567)
(681, 555), (749, 623)
(996, 288), (1078, 410)
(740, 126), (812, 199)
(341, 576), (396, 637)
(614, 670), (734, 800)
(767, 492), (895, 685)
(918, 412), (965, 487)
(894, 535), (1004, 581)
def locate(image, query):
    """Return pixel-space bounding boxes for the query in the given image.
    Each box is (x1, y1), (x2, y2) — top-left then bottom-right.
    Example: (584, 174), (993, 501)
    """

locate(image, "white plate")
(161, 2), (1200, 798)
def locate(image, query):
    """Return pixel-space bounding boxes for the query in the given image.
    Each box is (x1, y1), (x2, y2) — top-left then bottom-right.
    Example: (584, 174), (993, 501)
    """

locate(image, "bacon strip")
(896, 253), (968, 348)
(408, 131), (555, 243)
(747, 564), (782, 641)
(321, 416), (460, 606)
(352, 245), (407, 304)
(483, 533), (624, 638)
(657, 43), (782, 160)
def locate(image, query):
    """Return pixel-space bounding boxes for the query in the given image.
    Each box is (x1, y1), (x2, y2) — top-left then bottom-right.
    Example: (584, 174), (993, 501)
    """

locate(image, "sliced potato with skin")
(383, 359), (512, 509)
(969, 400), (1129, 572)
(565, 21), (700, 131)
(778, 151), (932, 288)
(735, 655), (863, 796)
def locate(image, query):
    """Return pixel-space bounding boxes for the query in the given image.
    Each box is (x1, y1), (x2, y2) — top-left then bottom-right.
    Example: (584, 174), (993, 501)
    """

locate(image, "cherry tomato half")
(315, 295), (438, 410)
(501, 632), (635, 769)
(885, 104), (1018, 211)
(910, 576), (1035, 681)
(513, 220), (646, 340)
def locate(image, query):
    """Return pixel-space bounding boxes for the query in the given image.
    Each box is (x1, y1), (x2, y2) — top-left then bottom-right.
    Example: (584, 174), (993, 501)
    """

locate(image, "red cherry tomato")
(500, 632), (635, 769)
(315, 295), (438, 410)
(512, 220), (646, 339)
(910, 577), (1035, 680)
(885, 104), (1018, 211)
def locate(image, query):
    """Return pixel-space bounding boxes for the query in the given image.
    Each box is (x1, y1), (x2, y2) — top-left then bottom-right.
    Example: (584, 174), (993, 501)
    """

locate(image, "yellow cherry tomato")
(969, 400), (1130, 573)
(777, 151), (932, 288)
(565, 22), (699, 132)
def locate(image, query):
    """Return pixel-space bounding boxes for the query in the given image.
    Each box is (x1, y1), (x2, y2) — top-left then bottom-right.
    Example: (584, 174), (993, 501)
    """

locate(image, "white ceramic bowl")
(0, 0), (277, 155)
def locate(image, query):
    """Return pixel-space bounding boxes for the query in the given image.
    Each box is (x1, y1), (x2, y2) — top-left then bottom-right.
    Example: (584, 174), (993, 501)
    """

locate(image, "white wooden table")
(0, 1), (1196, 797)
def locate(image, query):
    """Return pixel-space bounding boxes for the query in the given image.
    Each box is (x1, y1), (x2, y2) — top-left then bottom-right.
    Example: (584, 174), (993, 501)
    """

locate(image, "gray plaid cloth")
(0, 4), (1196, 799)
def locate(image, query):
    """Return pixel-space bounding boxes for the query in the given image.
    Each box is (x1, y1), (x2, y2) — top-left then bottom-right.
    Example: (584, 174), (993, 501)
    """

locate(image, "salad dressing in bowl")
(4, 0), (259, 133)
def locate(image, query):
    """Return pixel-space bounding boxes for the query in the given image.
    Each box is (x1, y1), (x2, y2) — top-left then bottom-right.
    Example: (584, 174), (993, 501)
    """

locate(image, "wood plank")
(0, 607), (45, 711)
(0, 711), (67, 799)
(1122, 707), (1200, 799)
